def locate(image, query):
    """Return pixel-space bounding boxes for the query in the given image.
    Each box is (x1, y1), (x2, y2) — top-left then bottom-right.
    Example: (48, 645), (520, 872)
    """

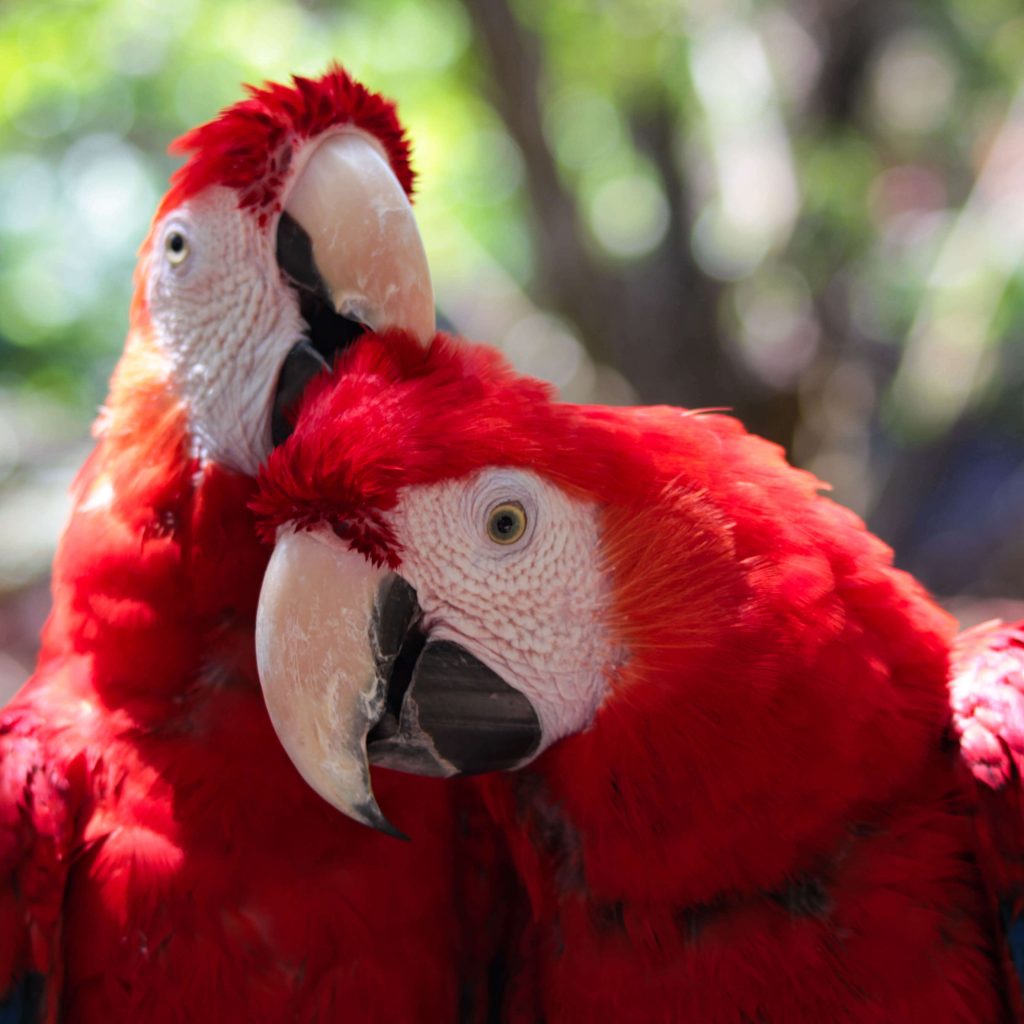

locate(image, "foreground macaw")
(0, 70), (501, 1022)
(253, 328), (1024, 1022)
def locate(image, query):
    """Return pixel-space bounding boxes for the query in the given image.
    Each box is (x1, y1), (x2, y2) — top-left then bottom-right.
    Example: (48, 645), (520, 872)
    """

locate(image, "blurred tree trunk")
(800, 0), (900, 126)
(460, 0), (736, 413)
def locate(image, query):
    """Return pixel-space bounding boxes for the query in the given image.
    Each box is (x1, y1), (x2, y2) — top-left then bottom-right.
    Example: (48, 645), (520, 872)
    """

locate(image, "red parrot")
(252, 328), (1024, 1022)
(0, 71), (497, 1022)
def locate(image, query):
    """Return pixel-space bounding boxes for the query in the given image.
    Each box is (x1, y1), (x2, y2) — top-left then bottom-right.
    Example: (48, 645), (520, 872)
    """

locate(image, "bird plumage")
(1, 74), (497, 1023)
(256, 329), (1024, 1021)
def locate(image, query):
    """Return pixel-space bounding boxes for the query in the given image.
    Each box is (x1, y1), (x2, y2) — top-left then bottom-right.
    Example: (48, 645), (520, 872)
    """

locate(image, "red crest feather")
(160, 64), (414, 220)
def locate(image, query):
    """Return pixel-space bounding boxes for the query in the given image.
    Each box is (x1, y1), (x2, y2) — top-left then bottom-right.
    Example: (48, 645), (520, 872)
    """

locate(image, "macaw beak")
(255, 529), (541, 837)
(271, 131), (435, 445)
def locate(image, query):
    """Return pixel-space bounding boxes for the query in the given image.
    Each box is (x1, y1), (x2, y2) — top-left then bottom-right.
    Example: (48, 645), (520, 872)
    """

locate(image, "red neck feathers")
(40, 325), (268, 710)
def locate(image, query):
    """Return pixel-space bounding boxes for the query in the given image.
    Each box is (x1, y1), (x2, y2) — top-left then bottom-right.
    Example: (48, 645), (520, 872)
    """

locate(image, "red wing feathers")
(0, 682), (87, 1024)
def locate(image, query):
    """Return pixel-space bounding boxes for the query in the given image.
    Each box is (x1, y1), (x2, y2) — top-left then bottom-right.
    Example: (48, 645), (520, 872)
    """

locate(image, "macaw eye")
(165, 229), (190, 266)
(486, 501), (527, 545)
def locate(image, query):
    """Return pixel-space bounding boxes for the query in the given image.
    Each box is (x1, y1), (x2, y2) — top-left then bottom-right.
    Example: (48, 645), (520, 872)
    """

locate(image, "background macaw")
(0, 70), (504, 1022)
(253, 327), (1024, 1022)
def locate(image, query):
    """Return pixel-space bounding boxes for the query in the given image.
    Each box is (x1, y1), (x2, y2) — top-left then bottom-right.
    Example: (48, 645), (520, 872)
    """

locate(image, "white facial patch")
(390, 469), (614, 756)
(147, 187), (305, 474)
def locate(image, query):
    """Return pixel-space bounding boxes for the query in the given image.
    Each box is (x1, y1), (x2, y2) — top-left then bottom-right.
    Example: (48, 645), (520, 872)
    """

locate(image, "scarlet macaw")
(0, 71), (500, 1022)
(253, 328), (1024, 1021)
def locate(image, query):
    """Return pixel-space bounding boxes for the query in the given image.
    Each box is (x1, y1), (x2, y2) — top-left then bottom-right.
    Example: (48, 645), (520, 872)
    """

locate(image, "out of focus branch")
(801, 0), (896, 125)
(459, 0), (733, 410)
(458, 0), (614, 354)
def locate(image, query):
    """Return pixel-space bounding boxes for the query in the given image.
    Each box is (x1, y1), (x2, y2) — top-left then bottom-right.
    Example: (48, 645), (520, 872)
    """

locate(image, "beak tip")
(355, 798), (410, 842)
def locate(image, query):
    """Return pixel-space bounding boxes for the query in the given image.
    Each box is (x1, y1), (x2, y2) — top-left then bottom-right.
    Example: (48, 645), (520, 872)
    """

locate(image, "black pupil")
(494, 512), (517, 536)
(168, 233), (184, 253)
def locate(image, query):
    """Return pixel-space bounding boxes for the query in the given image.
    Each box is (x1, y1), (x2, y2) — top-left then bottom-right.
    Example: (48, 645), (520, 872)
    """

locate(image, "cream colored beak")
(255, 528), (402, 837)
(283, 131), (434, 343)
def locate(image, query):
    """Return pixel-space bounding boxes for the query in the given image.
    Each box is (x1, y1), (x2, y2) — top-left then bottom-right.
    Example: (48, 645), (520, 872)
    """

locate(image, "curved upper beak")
(255, 528), (542, 837)
(270, 132), (435, 447)
(282, 131), (435, 344)
(254, 528), (402, 837)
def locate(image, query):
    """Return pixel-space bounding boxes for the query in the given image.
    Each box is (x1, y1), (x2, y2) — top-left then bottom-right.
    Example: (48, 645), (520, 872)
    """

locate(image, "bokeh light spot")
(588, 172), (669, 259)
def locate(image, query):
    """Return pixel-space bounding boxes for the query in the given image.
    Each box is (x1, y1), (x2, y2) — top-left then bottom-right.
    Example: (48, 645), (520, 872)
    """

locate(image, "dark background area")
(2, 0), (1024, 701)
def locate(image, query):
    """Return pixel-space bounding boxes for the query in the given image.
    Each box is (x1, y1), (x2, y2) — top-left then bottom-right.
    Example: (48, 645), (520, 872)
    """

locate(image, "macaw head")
(117, 65), (432, 476)
(251, 331), (956, 860)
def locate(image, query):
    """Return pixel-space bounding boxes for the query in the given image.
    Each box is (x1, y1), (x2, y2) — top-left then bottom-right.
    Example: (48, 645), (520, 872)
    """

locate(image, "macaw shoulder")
(949, 619), (1024, 1004)
(951, 620), (1024, 789)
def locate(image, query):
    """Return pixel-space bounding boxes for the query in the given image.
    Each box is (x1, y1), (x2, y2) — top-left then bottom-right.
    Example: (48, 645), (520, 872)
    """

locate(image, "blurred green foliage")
(2, 0), (1024, 601)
